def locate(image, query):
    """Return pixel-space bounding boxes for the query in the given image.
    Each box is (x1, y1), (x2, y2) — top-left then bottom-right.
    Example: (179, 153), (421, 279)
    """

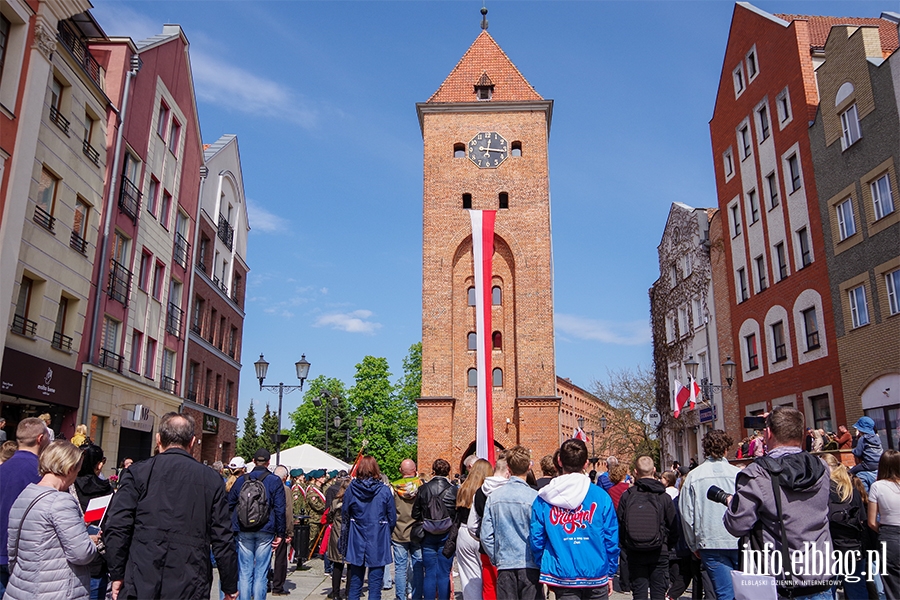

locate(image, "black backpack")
(237, 471), (271, 530)
(622, 491), (665, 551)
(423, 486), (452, 534)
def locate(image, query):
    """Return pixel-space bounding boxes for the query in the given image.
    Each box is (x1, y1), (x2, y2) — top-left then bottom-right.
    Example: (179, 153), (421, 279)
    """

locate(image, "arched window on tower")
(492, 331), (502, 350)
(499, 192), (509, 209)
(463, 193), (472, 209)
(467, 332), (477, 350)
(511, 141), (522, 157)
(467, 287), (476, 306)
(453, 143), (466, 158)
(467, 368), (477, 387)
(492, 286), (502, 305)
(492, 368), (503, 387)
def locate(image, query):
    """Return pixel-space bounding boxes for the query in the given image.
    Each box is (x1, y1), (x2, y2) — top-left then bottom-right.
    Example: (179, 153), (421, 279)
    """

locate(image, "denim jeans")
(392, 540), (422, 600)
(0, 563), (9, 598)
(699, 549), (739, 600)
(237, 530), (275, 600)
(89, 574), (109, 600)
(348, 564), (384, 600)
(791, 591), (832, 600)
(421, 533), (452, 600)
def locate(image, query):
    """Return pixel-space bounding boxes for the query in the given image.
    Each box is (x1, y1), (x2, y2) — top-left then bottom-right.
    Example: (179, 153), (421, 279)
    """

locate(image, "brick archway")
(459, 439), (506, 475)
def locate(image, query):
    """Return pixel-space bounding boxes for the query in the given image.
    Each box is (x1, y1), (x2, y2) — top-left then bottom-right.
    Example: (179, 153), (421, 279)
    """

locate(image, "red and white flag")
(83, 494), (112, 523)
(672, 380), (690, 419)
(470, 209), (496, 464)
(574, 428), (589, 443)
(688, 376), (700, 411)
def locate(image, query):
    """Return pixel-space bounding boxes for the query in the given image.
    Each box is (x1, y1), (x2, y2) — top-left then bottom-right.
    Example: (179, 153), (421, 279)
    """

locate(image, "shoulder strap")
(10, 489), (55, 572)
(769, 471), (792, 588)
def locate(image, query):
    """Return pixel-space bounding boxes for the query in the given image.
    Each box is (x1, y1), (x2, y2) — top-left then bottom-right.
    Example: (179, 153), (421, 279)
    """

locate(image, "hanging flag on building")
(470, 209), (496, 463)
(688, 376), (700, 412)
(673, 380), (691, 419)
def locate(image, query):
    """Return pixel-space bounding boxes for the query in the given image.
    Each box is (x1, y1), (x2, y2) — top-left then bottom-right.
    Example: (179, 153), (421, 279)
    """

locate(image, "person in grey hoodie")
(471, 454), (509, 600)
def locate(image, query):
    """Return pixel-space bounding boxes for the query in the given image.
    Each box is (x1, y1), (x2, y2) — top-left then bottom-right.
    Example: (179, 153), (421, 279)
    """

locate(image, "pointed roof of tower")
(427, 31), (543, 103)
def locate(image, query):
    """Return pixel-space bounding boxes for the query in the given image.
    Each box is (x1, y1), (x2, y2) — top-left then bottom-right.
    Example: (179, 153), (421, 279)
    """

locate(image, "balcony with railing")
(217, 214), (234, 250)
(107, 258), (132, 305)
(10, 314), (37, 337)
(82, 139), (100, 166)
(51, 331), (73, 352)
(99, 348), (123, 373)
(49, 106), (70, 136)
(57, 20), (103, 89)
(118, 176), (141, 223)
(173, 232), (190, 269)
(33, 205), (55, 232)
(70, 230), (88, 255)
(166, 303), (184, 338)
(160, 376), (178, 394)
(186, 390), (197, 402)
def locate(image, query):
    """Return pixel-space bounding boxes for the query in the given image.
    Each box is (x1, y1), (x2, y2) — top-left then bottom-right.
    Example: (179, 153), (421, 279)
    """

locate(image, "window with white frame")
(771, 321), (786, 362)
(157, 102), (169, 140)
(872, 173), (895, 220)
(848, 285), (869, 328)
(692, 297), (702, 328)
(755, 255), (767, 291)
(733, 64), (745, 96)
(683, 254), (692, 277)
(836, 198), (856, 241)
(746, 47), (758, 81)
(840, 103), (861, 150)
(670, 265), (678, 288)
(775, 242), (788, 281)
(745, 333), (759, 371)
(787, 154), (801, 192)
(748, 189), (759, 223)
(678, 306), (688, 335)
(738, 268), (748, 302)
(766, 172), (779, 209)
(757, 104), (770, 141)
(739, 125), (751, 159)
(887, 269), (900, 315)
(730, 203), (742, 237)
(723, 148), (734, 178)
(666, 314), (675, 343)
(802, 307), (819, 350)
(776, 87), (792, 124)
(798, 227), (812, 267)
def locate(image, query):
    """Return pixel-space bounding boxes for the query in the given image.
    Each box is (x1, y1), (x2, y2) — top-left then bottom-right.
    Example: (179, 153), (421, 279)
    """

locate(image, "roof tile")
(775, 14), (899, 56)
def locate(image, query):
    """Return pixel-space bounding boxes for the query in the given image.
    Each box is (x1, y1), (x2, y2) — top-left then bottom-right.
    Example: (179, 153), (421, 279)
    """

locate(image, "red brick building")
(709, 4), (897, 433)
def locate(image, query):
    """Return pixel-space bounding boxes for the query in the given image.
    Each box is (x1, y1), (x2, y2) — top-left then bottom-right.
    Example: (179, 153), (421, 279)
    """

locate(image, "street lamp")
(577, 416), (600, 468)
(685, 355), (736, 404)
(600, 415), (608, 433)
(254, 353), (311, 465)
(312, 389), (340, 454)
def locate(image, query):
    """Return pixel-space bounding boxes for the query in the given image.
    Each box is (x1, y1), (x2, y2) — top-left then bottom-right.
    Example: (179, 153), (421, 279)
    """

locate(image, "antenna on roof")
(481, 6), (489, 31)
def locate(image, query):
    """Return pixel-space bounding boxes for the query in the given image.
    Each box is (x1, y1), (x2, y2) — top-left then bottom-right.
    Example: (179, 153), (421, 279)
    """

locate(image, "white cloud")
(314, 310), (381, 335)
(555, 314), (650, 346)
(247, 199), (288, 233)
(91, 2), (160, 42)
(190, 51), (317, 128)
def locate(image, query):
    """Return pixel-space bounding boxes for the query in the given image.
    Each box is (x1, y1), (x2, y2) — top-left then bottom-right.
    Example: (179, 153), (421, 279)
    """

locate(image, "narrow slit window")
(492, 286), (502, 305)
(467, 368), (477, 387)
(492, 331), (502, 350)
(462, 193), (472, 209)
(492, 368), (503, 387)
(467, 332), (477, 350)
(499, 192), (509, 209)
(511, 141), (522, 157)
(453, 143), (465, 158)
(467, 287), (476, 306)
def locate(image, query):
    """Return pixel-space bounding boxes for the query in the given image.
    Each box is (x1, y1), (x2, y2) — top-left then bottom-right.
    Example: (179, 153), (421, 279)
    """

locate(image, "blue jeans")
(421, 533), (452, 600)
(0, 563), (8, 598)
(792, 591), (832, 600)
(348, 564), (384, 600)
(89, 574), (108, 600)
(392, 540), (422, 600)
(699, 549), (739, 600)
(237, 530), (274, 600)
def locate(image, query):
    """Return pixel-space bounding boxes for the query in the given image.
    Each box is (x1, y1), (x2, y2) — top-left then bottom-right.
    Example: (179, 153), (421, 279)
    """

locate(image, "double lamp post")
(254, 353), (311, 465)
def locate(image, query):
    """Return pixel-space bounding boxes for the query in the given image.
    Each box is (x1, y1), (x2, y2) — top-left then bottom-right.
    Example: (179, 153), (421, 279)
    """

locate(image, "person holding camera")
(678, 430), (741, 600)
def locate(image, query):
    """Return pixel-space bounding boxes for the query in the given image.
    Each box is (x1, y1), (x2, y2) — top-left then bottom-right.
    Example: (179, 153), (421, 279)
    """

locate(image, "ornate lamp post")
(312, 389), (340, 454)
(254, 353), (311, 465)
(684, 356), (737, 427)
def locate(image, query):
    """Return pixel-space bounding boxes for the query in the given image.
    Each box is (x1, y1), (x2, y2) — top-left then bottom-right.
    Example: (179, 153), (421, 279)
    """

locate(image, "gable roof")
(774, 13), (899, 56)
(427, 30), (542, 103)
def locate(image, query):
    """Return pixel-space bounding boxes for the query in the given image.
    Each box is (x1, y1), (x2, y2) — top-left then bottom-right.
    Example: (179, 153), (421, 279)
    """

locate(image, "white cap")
(228, 457), (246, 470)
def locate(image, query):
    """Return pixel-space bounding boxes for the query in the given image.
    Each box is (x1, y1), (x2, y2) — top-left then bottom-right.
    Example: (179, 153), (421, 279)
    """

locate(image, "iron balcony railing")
(51, 331), (73, 352)
(33, 205), (55, 232)
(173, 232), (190, 269)
(57, 20), (103, 89)
(99, 348), (123, 373)
(217, 214), (234, 250)
(49, 106), (70, 136)
(160, 376), (178, 394)
(82, 139), (100, 166)
(10, 314), (37, 337)
(107, 258), (132, 305)
(70, 230), (87, 255)
(118, 175), (141, 222)
(166, 303), (184, 338)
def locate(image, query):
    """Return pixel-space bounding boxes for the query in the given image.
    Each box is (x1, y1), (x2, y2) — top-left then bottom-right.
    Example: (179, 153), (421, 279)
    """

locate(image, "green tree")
(590, 365), (661, 469)
(236, 401), (260, 460)
(286, 376), (350, 459)
(260, 403), (280, 453)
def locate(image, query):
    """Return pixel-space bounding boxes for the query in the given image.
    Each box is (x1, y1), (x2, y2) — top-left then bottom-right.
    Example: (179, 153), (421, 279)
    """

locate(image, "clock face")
(468, 132), (509, 169)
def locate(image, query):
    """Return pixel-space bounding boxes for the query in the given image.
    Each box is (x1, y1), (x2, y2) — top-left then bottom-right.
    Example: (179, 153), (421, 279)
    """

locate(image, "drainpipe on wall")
(179, 165), (208, 407)
(82, 54), (141, 426)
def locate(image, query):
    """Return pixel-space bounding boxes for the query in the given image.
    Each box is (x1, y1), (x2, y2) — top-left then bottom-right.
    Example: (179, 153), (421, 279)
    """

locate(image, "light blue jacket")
(678, 457), (740, 551)
(481, 477), (539, 570)
(852, 433), (883, 471)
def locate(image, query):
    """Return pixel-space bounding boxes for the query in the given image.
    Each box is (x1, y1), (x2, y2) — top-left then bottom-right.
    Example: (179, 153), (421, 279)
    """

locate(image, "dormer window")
(475, 72), (494, 101)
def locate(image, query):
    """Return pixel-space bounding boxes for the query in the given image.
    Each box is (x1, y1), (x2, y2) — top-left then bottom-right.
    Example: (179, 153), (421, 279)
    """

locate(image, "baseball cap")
(253, 448), (271, 462)
(228, 457), (246, 470)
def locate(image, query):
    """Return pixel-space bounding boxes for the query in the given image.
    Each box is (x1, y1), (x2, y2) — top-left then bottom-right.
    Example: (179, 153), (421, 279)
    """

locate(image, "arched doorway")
(459, 439), (506, 475)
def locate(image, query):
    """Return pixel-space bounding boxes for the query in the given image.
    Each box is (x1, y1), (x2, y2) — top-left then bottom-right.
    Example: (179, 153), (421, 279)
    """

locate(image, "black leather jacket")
(412, 476), (457, 533)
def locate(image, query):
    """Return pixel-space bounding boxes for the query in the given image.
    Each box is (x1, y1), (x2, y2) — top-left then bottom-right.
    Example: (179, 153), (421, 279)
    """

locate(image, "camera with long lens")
(707, 485), (730, 506)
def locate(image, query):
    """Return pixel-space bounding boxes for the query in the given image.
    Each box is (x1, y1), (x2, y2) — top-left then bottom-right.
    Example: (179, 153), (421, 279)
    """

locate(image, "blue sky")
(90, 0), (890, 422)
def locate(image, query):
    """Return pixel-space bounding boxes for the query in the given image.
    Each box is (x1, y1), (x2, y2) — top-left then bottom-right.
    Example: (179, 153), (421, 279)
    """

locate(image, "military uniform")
(306, 471), (328, 555)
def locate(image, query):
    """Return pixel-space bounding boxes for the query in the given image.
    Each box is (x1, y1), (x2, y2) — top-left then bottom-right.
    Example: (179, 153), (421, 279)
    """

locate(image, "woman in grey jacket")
(6, 440), (98, 600)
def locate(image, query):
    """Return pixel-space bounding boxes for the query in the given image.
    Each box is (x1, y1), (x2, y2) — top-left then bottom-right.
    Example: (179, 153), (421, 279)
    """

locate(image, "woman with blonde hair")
(70, 424), (89, 448)
(822, 453), (867, 598)
(5, 441), (98, 599)
(868, 449), (900, 599)
(454, 458), (493, 599)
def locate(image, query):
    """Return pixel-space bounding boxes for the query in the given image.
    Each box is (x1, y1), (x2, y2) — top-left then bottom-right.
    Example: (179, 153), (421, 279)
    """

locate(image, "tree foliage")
(286, 376), (351, 459)
(260, 403), (281, 453)
(590, 365), (661, 469)
(236, 401), (260, 460)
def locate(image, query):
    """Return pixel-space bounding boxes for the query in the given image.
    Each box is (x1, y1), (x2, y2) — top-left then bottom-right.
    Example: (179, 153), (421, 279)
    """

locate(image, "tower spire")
(481, 6), (488, 31)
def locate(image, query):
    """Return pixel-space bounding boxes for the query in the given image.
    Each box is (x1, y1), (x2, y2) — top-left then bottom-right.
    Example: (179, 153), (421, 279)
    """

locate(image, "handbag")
(441, 513), (461, 558)
(9, 489), (55, 572)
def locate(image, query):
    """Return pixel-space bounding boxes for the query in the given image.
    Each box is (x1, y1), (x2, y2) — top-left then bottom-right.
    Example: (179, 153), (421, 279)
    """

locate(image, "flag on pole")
(83, 494), (113, 523)
(688, 376), (700, 411)
(574, 428), (589, 442)
(470, 209), (496, 464)
(673, 380), (691, 419)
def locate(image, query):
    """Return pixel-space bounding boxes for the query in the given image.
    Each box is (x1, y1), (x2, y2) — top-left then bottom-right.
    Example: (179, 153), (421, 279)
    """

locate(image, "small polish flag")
(688, 376), (700, 411)
(574, 428), (589, 442)
(673, 380), (691, 419)
(288, 546), (295, 564)
(83, 494), (113, 523)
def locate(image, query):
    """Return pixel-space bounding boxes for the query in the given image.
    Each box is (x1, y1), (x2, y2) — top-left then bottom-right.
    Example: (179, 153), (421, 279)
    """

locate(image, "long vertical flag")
(470, 209), (496, 464)
(672, 380), (689, 419)
(688, 376), (700, 411)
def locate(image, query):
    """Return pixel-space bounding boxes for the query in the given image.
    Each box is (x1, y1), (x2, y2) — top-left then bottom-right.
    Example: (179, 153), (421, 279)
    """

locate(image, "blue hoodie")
(531, 473), (619, 588)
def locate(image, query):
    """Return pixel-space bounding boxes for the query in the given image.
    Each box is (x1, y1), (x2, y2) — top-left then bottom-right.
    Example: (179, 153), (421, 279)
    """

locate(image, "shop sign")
(203, 413), (218, 434)
(699, 404), (717, 424)
(121, 406), (153, 432)
(0, 348), (81, 408)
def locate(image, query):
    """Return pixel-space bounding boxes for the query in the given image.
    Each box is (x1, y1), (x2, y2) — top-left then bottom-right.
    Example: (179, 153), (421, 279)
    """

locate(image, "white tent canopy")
(275, 443), (351, 472)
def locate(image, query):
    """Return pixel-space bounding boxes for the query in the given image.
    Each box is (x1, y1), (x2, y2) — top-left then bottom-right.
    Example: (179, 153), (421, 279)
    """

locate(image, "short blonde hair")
(39, 441), (83, 477)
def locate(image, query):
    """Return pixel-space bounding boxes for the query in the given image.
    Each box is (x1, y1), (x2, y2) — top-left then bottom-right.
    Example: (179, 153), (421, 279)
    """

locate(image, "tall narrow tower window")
(499, 192), (509, 209)
(492, 368), (503, 387)
(492, 286), (502, 305)
(467, 287), (476, 306)
(462, 193), (472, 209)
(453, 143), (466, 158)
(492, 331), (502, 350)
(467, 332), (477, 350)
(467, 368), (477, 387)
(511, 141), (522, 157)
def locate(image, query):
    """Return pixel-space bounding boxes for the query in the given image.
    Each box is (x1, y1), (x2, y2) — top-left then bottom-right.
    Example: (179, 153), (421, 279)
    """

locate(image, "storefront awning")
(1, 348), (82, 408)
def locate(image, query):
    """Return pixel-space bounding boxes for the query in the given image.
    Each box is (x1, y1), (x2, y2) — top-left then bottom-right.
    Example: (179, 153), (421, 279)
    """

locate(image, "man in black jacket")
(104, 412), (237, 600)
(412, 459), (457, 600)
(617, 456), (677, 600)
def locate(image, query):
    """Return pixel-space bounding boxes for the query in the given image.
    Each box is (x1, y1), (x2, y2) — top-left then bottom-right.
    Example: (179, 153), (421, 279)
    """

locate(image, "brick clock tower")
(416, 24), (561, 473)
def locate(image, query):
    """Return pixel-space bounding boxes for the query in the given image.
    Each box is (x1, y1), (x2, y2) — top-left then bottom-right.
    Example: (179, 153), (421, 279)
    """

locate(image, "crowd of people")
(0, 406), (899, 600)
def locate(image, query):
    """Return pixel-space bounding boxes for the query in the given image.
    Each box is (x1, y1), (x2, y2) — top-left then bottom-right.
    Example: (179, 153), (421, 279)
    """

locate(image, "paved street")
(214, 557), (635, 599)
